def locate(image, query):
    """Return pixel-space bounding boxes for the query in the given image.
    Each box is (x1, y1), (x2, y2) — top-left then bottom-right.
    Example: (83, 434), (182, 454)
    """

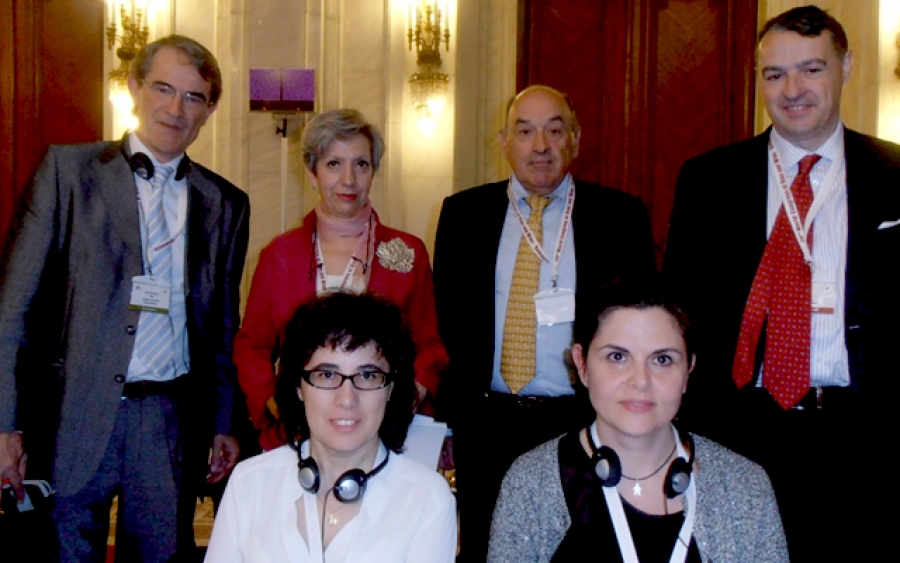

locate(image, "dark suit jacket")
(432, 178), (656, 426)
(0, 140), (250, 497)
(661, 127), (900, 441)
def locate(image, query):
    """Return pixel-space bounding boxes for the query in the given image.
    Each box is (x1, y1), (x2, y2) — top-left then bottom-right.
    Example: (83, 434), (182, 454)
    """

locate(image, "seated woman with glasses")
(487, 281), (788, 562)
(205, 293), (457, 563)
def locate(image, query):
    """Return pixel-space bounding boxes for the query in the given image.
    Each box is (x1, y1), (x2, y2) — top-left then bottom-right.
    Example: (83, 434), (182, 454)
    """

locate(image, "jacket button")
(114, 374), (125, 384)
(126, 325), (136, 335)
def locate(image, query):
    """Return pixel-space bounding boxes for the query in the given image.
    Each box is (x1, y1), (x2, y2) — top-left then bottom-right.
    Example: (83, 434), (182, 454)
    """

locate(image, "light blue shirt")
(492, 174), (578, 396)
(126, 133), (189, 381)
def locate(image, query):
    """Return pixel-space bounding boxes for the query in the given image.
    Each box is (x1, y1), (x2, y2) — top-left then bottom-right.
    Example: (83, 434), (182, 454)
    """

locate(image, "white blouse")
(204, 444), (457, 563)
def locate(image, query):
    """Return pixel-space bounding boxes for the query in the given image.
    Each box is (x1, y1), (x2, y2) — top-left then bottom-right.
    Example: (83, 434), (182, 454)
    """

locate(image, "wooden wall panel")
(649, 0), (757, 255)
(0, 0), (103, 250)
(519, 0), (757, 260)
(0, 2), (13, 248)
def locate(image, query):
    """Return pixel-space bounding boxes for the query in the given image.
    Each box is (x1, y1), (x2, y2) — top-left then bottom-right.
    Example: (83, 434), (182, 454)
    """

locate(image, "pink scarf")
(314, 201), (376, 293)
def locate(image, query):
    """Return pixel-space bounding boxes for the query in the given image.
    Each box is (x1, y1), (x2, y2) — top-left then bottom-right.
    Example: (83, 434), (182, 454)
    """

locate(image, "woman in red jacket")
(234, 109), (448, 450)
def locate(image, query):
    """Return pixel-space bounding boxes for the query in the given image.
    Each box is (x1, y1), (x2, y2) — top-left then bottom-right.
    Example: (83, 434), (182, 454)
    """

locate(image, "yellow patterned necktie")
(501, 195), (550, 394)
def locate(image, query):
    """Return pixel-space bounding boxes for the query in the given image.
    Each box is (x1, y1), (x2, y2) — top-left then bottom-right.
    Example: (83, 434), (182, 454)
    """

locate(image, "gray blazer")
(488, 434), (789, 563)
(0, 140), (249, 496)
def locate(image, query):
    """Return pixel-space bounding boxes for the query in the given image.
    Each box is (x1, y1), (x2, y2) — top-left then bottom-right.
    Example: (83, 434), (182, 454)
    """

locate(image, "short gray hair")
(301, 109), (385, 173)
(132, 34), (222, 105)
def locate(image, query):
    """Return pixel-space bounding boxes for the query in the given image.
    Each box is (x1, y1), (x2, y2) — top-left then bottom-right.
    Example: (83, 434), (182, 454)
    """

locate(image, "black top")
(551, 430), (702, 563)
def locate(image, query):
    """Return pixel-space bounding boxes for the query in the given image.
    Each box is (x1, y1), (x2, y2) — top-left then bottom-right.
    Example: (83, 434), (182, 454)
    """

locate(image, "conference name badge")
(534, 288), (575, 326)
(129, 275), (171, 314)
(811, 281), (836, 314)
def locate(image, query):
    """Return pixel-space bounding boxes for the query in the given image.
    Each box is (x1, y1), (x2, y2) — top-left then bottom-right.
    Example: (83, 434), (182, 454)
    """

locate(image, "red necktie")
(732, 154), (821, 409)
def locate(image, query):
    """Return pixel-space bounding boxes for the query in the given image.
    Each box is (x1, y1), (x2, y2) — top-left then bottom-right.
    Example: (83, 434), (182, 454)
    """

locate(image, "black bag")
(1, 480), (58, 562)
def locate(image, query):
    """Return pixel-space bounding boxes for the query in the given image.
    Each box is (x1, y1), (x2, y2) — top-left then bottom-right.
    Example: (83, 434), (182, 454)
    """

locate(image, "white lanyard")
(768, 142), (842, 266)
(591, 423), (696, 563)
(506, 177), (575, 287)
(312, 219), (374, 294)
(314, 235), (360, 294)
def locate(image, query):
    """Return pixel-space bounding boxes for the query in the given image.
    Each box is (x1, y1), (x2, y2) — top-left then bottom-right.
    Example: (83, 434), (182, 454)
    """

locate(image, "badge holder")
(129, 275), (171, 313)
(535, 288), (575, 326)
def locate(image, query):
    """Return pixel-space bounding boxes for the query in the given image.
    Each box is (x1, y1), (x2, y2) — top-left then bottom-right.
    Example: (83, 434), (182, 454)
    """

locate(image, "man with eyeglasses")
(0, 34), (249, 562)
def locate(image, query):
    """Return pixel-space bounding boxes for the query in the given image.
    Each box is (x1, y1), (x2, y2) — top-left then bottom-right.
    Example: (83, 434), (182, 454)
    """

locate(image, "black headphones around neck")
(122, 145), (191, 181)
(586, 425), (694, 499)
(297, 449), (390, 503)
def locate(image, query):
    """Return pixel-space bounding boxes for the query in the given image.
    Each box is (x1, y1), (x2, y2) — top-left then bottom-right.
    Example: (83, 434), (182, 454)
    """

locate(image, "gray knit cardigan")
(487, 433), (789, 563)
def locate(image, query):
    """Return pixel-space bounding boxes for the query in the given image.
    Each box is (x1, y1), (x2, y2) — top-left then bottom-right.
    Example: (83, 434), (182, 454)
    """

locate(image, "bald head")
(500, 85), (581, 195)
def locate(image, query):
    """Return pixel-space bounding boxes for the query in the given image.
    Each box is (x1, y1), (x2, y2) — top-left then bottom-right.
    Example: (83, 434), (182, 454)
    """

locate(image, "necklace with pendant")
(327, 503), (348, 526)
(621, 444), (677, 497)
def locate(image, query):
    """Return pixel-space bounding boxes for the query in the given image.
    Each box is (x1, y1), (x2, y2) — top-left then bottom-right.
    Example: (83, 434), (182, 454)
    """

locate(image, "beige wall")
(116, 0), (518, 305)
(107, 1), (897, 306)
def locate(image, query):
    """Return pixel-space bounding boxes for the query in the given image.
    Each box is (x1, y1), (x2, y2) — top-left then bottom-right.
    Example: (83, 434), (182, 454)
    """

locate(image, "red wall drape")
(0, 0), (104, 252)
(518, 0), (758, 263)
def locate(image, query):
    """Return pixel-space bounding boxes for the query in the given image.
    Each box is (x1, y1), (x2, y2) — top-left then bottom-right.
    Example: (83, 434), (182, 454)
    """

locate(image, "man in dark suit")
(662, 6), (899, 560)
(434, 85), (656, 561)
(0, 35), (249, 562)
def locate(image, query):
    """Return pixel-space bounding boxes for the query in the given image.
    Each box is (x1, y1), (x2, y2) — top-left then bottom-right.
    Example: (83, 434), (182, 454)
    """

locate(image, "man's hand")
(207, 435), (239, 484)
(0, 431), (27, 501)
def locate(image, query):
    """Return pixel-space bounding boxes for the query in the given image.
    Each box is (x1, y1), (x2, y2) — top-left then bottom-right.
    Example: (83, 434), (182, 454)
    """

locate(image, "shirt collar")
(770, 123), (844, 170)
(127, 131), (185, 173)
(297, 439), (389, 489)
(509, 172), (573, 203)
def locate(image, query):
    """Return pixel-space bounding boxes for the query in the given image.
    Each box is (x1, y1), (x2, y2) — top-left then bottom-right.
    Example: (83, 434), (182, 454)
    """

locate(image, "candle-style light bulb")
(443, 2), (449, 34)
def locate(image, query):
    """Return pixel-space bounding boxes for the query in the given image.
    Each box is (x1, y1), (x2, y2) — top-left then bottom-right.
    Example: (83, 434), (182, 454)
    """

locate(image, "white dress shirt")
(126, 133), (190, 381)
(492, 174), (578, 396)
(766, 125), (849, 387)
(205, 444), (458, 563)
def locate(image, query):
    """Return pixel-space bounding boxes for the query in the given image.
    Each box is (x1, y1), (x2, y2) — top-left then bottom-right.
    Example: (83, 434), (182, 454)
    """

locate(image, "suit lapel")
(842, 129), (894, 333)
(185, 164), (222, 303)
(470, 181), (513, 375)
(727, 131), (772, 275)
(94, 142), (142, 255)
(482, 181), (512, 276)
(844, 129), (897, 236)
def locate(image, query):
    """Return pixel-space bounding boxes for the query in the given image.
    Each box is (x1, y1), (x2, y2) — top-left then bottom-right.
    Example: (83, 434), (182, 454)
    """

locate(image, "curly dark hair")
(274, 292), (416, 453)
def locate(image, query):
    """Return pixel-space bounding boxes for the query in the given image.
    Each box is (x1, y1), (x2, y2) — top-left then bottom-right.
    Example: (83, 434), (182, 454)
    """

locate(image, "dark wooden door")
(0, 0), (104, 250)
(519, 0), (758, 261)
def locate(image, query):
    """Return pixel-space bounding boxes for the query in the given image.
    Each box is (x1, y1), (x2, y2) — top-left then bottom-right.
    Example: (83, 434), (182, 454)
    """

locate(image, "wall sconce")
(106, 1), (150, 138)
(895, 32), (900, 79)
(249, 68), (316, 233)
(407, 1), (451, 137)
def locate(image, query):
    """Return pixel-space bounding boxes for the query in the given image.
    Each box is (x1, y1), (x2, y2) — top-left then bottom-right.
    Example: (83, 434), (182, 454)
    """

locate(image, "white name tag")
(130, 275), (171, 313)
(811, 281), (836, 314)
(534, 288), (575, 326)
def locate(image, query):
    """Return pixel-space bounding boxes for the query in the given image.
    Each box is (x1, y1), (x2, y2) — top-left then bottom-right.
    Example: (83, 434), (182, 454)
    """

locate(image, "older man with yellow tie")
(433, 84), (656, 562)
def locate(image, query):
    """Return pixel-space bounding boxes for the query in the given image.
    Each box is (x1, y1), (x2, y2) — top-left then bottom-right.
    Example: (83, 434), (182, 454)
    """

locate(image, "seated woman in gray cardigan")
(487, 281), (788, 563)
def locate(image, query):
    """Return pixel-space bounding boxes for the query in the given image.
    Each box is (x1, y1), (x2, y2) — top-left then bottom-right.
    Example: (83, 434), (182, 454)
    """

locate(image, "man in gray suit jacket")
(0, 35), (249, 562)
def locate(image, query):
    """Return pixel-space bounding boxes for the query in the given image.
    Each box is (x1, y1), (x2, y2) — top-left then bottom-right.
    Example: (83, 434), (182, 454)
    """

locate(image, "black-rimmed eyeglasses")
(141, 79), (212, 109)
(300, 370), (392, 391)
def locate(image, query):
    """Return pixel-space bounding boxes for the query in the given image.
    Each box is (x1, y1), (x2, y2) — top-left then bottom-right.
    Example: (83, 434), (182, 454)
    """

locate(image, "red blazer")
(234, 210), (448, 450)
